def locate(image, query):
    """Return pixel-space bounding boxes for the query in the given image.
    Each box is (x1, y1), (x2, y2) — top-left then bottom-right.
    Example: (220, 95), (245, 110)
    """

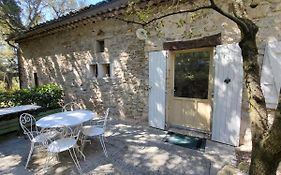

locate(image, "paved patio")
(0, 119), (236, 175)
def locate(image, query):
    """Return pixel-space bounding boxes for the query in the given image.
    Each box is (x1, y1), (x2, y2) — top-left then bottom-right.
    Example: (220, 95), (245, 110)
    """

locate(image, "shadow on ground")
(0, 119), (236, 175)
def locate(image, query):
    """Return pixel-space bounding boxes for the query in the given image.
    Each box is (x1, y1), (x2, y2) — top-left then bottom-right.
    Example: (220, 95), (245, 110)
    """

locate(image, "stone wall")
(18, 0), (281, 130)
(19, 20), (148, 119)
(142, 0), (281, 144)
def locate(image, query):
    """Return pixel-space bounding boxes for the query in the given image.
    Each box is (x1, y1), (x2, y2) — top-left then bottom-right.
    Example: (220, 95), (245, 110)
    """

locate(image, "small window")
(89, 64), (98, 78)
(96, 40), (105, 52)
(174, 51), (210, 99)
(100, 63), (111, 78)
(34, 73), (39, 87)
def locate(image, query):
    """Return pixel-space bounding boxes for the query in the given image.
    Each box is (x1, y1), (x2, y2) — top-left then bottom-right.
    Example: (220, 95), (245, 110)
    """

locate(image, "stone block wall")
(18, 0), (281, 129)
(142, 0), (281, 143)
(19, 20), (148, 119)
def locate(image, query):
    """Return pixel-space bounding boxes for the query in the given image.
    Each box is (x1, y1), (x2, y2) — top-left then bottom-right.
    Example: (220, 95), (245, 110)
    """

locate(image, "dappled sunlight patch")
(105, 130), (120, 137)
(133, 134), (144, 138)
(145, 152), (169, 170)
(114, 124), (132, 129)
(166, 155), (184, 169)
(0, 154), (21, 172)
(122, 146), (170, 170)
(125, 138), (147, 144)
(54, 166), (71, 174)
(32, 152), (48, 167)
(91, 163), (115, 174)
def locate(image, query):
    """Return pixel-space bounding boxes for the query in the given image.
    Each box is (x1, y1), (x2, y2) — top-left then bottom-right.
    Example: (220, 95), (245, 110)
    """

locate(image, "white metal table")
(0, 105), (41, 135)
(0, 105), (41, 117)
(36, 109), (96, 128)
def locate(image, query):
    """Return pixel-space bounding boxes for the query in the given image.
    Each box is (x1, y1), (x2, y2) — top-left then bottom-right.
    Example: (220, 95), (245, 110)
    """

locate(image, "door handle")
(224, 78), (231, 84)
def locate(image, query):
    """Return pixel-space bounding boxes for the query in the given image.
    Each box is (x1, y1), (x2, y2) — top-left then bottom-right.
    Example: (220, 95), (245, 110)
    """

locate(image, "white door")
(212, 44), (243, 146)
(148, 51), (167, 130)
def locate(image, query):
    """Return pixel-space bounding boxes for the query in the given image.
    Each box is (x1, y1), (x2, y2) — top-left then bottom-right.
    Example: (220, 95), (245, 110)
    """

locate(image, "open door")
(212, 43), (243, 146)
(148, 51), (167, 130)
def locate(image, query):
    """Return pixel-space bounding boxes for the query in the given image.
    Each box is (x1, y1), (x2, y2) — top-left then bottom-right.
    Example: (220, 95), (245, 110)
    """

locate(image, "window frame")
(171, 47), (214, 101)
(96, 39), (105, 53)
(89, 63), (98, 79)
(34, 72), (39, 87)
(98, 63), (111, 78)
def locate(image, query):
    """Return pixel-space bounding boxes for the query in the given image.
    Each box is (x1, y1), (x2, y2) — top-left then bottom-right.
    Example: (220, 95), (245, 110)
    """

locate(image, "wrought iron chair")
(44, 126), (84, 174)
(81, 108), (109, 157)
(19, 113), (57, 169)
(62, 102), (82, 112)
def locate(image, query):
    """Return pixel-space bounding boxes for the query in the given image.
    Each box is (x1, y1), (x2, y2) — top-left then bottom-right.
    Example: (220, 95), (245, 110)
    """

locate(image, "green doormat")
(164, 132), (206, 151)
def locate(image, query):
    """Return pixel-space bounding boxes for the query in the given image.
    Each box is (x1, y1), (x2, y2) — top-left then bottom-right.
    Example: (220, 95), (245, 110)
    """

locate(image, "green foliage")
(0, 83), (63, 109)
(0, 79), (19, 91)
(32, 83), (63, 108)
(0, 0), (25, 34)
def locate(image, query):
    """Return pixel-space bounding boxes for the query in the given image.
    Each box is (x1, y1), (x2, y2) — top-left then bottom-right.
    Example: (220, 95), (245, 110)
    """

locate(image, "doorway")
(167, 48), (213, 132)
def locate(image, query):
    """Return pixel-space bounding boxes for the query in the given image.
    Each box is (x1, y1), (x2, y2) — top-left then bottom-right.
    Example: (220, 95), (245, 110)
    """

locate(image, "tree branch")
(209, 0), (249, 33)
(113, 16), (145, 26)
(116, 0), (249, 32)
(7, 40), (17, 50)
(3, 18), (19, 32)
(143, 5), (212, 26)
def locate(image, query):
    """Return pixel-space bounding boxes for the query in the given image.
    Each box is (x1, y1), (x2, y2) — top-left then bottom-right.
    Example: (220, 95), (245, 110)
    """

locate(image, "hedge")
(0, 83), (63, 109)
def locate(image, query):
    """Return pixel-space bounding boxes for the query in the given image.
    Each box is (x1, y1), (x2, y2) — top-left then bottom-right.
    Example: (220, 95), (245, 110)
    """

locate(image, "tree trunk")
(17, 47), (23, 89)
(4, 73), (13, 90)
(249, 95), (281, 174)
(250, 145), (280, 174)
(236, 19), (276, 174)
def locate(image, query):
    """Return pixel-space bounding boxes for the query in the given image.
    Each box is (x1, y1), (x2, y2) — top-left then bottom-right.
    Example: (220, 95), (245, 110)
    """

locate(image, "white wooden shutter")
(212, 44), (243, 146)
(148, 51), (167, 130)
(261, 41), (281, 109)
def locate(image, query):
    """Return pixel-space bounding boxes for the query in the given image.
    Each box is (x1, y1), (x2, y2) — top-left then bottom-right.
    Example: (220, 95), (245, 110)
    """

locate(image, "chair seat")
(82, 126), (104, 137)
(48, 138), (76, 153)
(32, 131), (57, 143)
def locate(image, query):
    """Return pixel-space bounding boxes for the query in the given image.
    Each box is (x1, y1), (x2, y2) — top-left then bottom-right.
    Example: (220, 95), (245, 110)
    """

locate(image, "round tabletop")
(36, 109), (96, 128)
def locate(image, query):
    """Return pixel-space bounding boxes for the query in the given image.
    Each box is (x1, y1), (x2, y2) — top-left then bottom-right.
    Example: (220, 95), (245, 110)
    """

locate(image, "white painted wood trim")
(148, 51), (167, 130)
(261, 41), (281, 109)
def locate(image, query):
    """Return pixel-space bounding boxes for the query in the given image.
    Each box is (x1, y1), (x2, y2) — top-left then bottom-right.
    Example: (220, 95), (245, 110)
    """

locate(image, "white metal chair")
(44, 126), (84, 174)
(62, 102), (82, 112)
(82, 108), (109, 157)
(19, 113), (57, 169)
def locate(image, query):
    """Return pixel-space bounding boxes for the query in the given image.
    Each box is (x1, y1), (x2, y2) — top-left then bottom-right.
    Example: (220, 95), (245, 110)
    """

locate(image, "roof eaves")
(13, 0), (128, 42)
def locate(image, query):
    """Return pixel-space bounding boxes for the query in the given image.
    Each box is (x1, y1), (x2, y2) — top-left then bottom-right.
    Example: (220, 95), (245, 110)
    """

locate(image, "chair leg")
(99, 135), (108, 157)
(69, 148), (82, 174)
(75, 146), (86, 161)
(102, 136), (108, 157)
(25, 142), (34, 169)
(56, 153), (60, 162)
(44, 152), (54, 173)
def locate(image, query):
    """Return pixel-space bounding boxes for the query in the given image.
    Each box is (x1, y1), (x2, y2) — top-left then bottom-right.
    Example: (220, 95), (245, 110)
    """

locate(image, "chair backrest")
(62, 102), (81, 112)
(19, 113), (38, 141)
(103, 108), (110, 130)
(58, 126), (81, 141)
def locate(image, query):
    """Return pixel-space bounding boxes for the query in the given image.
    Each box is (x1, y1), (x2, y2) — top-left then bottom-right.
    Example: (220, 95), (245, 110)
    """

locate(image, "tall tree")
(0, 0), (26, 90)
(123, 0), (281, 174)
(0, 37), (17, 89)
(44, 0), (87, 18)
(0, 0), (88, 90)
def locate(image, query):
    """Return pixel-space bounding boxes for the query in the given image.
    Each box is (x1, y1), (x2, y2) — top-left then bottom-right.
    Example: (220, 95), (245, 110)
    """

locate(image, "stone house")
(11, 0), (281, 146)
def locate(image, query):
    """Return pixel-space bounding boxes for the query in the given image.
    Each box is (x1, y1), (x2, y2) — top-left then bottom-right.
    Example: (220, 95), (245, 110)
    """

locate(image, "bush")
(0, 83), (63, 109)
